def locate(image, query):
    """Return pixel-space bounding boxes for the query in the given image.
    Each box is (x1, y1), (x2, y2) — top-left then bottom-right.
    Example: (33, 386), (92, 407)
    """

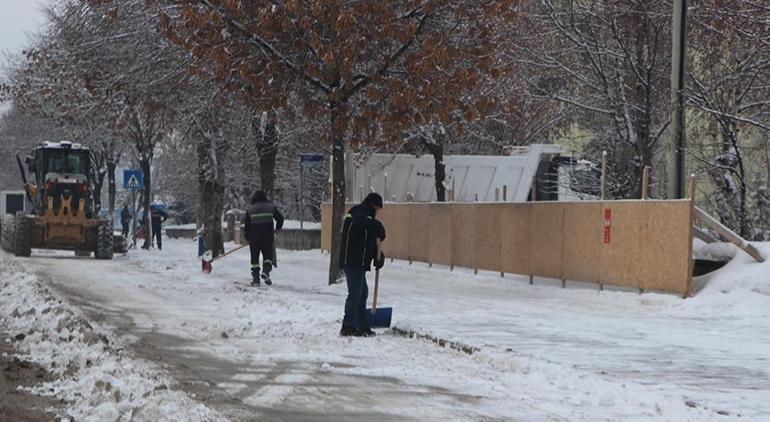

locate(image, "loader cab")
(26, 142), (92, 216)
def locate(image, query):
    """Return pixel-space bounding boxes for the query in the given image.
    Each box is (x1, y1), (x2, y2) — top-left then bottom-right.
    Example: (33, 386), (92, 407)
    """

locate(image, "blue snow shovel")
(367, 269), (392, 328)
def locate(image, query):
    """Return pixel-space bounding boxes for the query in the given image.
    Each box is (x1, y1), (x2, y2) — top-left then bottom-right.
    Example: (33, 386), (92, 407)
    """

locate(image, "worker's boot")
(262, 262), (273, 286)
(261, 272), (272, 286)
(251, 267), (260, 286)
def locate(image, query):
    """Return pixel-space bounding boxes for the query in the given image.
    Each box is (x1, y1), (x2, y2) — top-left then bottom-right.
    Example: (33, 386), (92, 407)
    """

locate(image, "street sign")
(300, 153), (324, 164)
(123, 170), (143, 190)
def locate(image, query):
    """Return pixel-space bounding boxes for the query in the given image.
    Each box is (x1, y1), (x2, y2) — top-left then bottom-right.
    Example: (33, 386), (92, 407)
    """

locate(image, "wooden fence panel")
(380, 205), (410, 261)
(602, 202), (644, 289)
(500, 204), (531, 275)
(409, 204), (432, 263)
(321, 200), (694, 295)
(474, 204), (504, 272)
(562, 203), (604, 283)
(637, 201), (693, 296)
(529, 202), (565, 279)
(451, 204), (476, 269)
(429, 204), (453, 266)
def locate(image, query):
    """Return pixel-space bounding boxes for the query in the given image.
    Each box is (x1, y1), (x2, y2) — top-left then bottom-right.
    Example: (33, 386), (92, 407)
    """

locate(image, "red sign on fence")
(604, 208), (612, 244)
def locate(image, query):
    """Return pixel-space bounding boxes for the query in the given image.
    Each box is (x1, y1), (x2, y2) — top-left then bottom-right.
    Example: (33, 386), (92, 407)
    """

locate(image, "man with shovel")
(244, 191), (284, 286)
(339, 193), (386, 337)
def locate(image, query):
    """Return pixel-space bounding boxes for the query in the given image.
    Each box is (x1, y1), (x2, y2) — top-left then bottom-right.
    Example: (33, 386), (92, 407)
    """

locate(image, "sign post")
(123, 170), (144, 250)
(299, 154), (324, 249)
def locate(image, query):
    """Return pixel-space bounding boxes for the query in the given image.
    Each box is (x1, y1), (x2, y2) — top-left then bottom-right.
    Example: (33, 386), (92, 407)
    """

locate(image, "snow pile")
(689, 242), (770, 316)
(0, 256), (223, 422)
(693, 239), (738, 261)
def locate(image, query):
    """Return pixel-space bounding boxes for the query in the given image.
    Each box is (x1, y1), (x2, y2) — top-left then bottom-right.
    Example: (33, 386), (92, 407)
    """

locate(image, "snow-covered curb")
(0, 255), (224, 422)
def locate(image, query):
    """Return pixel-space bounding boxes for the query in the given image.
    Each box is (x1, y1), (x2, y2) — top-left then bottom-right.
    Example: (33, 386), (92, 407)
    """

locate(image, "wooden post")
(451, 178), (456, 202)
(475, 192), (479, 202)
(495, 187), (500, 202)
(600, 151), (608, 200)
(561, 279), (566, 289)
(529, 275), (534, 285)
(688, 174), (696, 200)
(503, 185), (508, 201)
(383, 173), (388, 201)
(642, 166), (650, 199)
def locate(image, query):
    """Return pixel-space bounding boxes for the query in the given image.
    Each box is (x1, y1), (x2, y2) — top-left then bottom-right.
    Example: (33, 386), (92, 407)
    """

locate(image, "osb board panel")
(474, 204), (504, 272)
(561, 203), (604, 283)
(379, 205), (410, 261)
(451, 204), (476, 269)
(602, 202), (644, 289)
(321, 203), (332, 251)
(500, 204), (531, 275)
(409, 204), (432, 263)
(529, 203), (565, 279)
(637, 201), (692, 296)
(428, 204), (453, 266)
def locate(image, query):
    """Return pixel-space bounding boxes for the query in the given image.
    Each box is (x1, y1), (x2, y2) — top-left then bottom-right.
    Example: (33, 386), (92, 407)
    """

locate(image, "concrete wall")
(321, 200), (695, 296)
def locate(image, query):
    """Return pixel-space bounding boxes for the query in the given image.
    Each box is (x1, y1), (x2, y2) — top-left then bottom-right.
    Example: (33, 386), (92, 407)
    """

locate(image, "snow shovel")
(202, 244), (248, 274)
(366, 269), (392, 328)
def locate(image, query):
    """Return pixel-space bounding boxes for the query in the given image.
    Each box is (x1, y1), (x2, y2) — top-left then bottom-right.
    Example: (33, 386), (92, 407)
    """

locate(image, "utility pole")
(668, 0), (688, 199)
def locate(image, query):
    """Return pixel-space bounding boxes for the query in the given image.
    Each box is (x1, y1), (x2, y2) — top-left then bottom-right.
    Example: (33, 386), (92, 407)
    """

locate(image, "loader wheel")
(1, 215), (16, 254)
(13, 215), (32, 257)
(95, 221), (114, 260)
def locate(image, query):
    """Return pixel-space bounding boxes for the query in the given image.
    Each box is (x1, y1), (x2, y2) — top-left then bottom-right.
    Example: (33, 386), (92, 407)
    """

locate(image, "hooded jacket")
(339, 203), (386, 271)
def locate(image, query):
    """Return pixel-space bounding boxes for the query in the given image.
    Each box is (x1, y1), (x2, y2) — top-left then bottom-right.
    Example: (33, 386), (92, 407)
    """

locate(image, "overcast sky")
(0, 0), (49, 57)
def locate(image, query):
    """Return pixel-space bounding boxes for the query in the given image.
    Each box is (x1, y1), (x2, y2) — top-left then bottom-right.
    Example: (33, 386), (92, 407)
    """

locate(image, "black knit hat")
(365, 192), (384, 208)
(252, 190), (268, 203)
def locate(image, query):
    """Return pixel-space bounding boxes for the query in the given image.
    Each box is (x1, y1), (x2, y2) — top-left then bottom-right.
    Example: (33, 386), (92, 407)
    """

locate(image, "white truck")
(344, 144), (600, 203)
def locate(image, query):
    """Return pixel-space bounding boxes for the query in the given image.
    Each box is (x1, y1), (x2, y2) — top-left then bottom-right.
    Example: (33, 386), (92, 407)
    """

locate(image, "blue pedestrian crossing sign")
(123, 170), (143, 190)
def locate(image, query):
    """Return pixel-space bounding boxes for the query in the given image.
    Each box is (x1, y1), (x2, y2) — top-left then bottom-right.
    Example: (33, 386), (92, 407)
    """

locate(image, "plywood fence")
(321, 201), (695, 296)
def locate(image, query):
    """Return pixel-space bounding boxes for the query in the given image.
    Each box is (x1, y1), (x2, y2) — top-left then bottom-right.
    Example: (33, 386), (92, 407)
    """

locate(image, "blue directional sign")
(123, 170), (144, 190)
(300, 153), (324, 164)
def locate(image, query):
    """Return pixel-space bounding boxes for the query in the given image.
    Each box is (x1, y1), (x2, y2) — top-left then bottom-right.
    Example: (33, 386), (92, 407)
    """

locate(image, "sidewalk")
(15, 239), (770, 420)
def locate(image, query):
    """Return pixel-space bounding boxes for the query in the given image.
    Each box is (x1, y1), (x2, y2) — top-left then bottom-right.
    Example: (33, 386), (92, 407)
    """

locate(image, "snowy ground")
(2, 239), (769, 421)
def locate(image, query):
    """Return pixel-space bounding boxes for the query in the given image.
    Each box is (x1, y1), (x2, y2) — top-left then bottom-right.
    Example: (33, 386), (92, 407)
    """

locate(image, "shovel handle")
(207, 243), (249, 263)
(372, 269), (380, 313)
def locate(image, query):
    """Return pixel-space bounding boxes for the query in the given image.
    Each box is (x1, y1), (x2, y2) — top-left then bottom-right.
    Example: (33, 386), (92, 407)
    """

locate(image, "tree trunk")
(107, 160), (117, 214)
(425, 128), (447, 202)
(93, 170), (105, 214)
(196, 130), (227, 258)
(328, 103), (346, 285)
(255, 113), (278, 198)
(140, 158), (152, 249)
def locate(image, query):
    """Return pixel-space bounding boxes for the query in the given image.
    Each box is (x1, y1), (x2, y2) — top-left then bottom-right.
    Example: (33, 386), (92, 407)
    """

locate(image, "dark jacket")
(244, 199), (284, 244)
(121, 208), (132, 225)
(150, 208), (168, 228)
(339, 203), (386, 271)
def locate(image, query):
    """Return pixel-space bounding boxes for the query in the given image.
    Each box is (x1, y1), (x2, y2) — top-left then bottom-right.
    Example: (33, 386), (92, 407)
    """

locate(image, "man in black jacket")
(339, 192), (386, 337)
(120, 205), (132, 238)
(244, 191), (284, 286)
(150, 205), (168, 250)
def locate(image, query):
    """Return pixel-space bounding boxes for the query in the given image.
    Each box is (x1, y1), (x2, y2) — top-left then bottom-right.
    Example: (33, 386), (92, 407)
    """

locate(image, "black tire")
(13, 215), (32, 257)
(95, 221), (114, 260)
(1, 215), (15, 254)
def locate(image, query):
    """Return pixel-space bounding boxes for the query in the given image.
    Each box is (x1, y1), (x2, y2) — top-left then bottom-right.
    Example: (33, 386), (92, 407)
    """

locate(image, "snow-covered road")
(7, 239), (770, 421)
